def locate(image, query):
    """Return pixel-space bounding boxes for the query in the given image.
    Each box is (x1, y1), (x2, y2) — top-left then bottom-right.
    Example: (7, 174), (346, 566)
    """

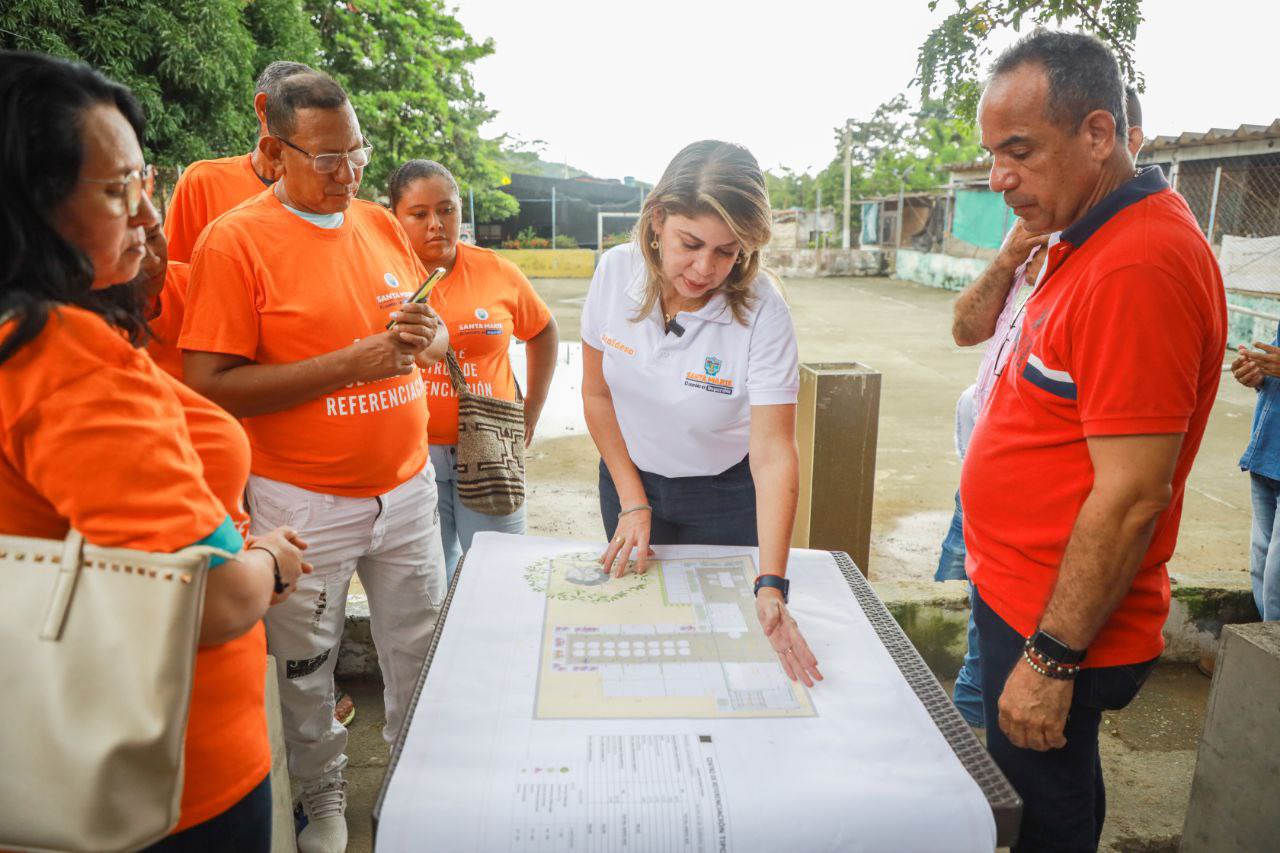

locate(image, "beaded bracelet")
(1022, 644), (1080, 680)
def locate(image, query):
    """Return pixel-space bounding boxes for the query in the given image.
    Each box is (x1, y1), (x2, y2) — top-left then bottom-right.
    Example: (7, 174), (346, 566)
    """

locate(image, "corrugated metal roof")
(1144, 119), (1280, 151)
(946, 120), (1280, 174)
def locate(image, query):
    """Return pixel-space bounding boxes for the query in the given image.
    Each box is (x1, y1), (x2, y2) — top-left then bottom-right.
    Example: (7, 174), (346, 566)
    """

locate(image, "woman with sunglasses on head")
(580, 140), (821, 687)
(388, 159), (559, 582)
(0, 51), (309, 850)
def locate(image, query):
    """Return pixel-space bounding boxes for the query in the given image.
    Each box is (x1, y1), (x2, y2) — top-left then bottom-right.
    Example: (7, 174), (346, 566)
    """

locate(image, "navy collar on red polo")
(1059, 165), (1169, 248)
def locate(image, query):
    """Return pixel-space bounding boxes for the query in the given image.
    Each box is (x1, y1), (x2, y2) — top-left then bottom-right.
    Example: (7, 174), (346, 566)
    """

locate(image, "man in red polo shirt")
(961, 32), (1226, 852)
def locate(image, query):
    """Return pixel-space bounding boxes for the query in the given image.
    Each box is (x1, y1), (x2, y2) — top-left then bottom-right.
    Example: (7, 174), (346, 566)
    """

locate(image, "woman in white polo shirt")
(580, 140), (821, 687)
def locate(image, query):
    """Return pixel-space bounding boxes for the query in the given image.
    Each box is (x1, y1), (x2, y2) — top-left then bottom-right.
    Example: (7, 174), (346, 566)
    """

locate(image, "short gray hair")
(264, 71), (349, 138)
(990, 30), (1127, 140)
(255, 61), (313, 97)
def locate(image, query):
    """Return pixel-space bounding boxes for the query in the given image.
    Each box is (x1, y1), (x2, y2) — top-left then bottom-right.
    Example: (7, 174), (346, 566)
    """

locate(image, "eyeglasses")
(275, 135), (372, 174)
(80, 165), (155, 216)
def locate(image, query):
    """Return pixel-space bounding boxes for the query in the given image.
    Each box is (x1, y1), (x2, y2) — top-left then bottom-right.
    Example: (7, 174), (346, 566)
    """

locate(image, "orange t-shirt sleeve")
(180, 245), (260, 360)
(1070, 266), (1201, 437)
(164, 170), (206, 264)
(510, 264), (552, 341)
(8, 368), (226, 551)
(147, 262), (190, 379)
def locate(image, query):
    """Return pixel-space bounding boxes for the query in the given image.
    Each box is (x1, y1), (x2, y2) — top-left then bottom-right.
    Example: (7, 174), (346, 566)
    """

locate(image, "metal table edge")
(831, 551), (1022, 847)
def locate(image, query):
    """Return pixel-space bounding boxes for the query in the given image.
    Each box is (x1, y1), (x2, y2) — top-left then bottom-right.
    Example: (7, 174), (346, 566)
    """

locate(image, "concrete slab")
(1182, 622), (1280, 852)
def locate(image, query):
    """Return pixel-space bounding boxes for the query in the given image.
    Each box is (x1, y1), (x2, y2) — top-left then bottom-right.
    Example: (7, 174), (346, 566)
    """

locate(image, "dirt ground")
(523, 274), (1255, 586)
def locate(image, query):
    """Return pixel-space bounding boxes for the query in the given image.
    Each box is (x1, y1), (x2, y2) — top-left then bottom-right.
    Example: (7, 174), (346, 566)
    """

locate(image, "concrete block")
(1181, 622), (1280, 852)
(792, 362), (880, 572)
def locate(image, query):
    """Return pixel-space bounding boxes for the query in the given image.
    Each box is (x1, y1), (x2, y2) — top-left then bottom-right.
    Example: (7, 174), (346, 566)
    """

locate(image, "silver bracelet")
(618, 504), (652, 517)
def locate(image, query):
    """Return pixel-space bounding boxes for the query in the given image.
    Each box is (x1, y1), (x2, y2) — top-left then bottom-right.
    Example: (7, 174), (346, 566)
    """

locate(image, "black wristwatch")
(1029, 629), (1086, 666)
(753, 574), (789, 603)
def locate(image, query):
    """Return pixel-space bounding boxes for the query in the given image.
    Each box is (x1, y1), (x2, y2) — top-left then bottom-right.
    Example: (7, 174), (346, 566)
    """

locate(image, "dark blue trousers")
(599, 456), (757, 546)
(145, 773), (271, 853)
(973, 589), (1156, 852)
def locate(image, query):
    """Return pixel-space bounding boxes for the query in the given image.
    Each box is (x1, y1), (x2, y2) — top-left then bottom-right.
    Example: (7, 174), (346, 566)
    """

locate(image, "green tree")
(0, 0), (317, 168)
(916, 0), (1145, 120)
(767, 95), (983, 219)
(305, 0), (516, 221)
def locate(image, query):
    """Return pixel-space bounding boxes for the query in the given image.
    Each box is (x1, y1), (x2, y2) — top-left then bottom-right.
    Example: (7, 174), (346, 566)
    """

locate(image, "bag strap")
(39, 529), (86, 641)
(444, 347), (468, 397)
(447, 346), (525, 403)
(37, 533), (234, 643)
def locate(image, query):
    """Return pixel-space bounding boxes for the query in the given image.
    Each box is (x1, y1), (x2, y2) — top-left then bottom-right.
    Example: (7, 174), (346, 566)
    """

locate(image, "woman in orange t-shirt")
(0, 53), (309, 850)
(389, 160), (559, 580)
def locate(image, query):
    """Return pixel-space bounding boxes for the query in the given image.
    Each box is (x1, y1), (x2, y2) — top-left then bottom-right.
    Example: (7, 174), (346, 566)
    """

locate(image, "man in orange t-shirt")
(180, 71), (449, 853)
(959, 33), (1226, 851)
(164, 60), (313, 262)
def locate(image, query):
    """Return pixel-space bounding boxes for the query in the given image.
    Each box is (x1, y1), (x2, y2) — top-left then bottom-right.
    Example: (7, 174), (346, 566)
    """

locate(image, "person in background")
(164, 60), (313, 262)
(129, 219), (190, 380)
(180, 71), (449, 853)
(388, 159), (559, 583)
(937, 85), (1146, 729)
(580, 139), (820, 688)
(0, 50), (308, 851)
(963, 32), (1224, 850)
(162, 56), (359, 727)
(1231, 337), (1280, 622)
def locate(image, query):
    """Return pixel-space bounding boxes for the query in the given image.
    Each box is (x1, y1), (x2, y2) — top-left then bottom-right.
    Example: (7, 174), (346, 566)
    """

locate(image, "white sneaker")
(298, 778), (348, 853)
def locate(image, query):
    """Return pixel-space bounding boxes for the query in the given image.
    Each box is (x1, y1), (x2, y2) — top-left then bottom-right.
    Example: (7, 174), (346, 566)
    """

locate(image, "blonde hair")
(632, 140), (773, 326)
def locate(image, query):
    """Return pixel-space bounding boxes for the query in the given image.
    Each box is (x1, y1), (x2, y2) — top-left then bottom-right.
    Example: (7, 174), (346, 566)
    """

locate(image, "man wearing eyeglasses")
(164, 60), (313, 263)
(179, 71), (449, 853)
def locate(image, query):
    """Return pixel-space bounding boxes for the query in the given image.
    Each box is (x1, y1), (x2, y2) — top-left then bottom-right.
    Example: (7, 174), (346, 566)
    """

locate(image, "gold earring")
(650, 238), (660, 250)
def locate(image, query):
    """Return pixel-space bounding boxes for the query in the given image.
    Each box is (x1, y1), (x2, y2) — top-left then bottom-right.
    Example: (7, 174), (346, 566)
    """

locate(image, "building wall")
(763, 247), (888, 278)
(894, 249), (989, 291)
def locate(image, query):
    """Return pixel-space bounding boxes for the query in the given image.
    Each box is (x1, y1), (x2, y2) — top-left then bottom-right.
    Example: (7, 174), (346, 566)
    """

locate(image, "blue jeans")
(935, 489), (967, 581)
(935, 490), (984, 726)
(145, 774), (270, 852)
(973, 589), (1156, 852)
(431, 444), (526, 585)
(1248, 472), (1280, 621)
(598, 457), (757, 546)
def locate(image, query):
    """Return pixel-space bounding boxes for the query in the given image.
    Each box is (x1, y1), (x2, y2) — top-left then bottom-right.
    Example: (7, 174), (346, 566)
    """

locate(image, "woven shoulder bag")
(445, 347), (527, 516)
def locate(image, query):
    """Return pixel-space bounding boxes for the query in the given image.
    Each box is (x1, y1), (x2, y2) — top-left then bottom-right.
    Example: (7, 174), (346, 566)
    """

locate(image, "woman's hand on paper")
(757, 589), (822, 687)
(599, 510), (655, 578)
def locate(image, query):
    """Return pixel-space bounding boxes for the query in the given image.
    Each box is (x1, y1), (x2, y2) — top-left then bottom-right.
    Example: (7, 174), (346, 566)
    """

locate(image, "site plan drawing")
(375, 535), (998, 853)
(533, 553), (815, 719)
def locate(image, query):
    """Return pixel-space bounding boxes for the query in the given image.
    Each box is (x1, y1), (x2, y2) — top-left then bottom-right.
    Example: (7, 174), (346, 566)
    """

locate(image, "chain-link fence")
(856, 155), (1280, 291)
(1172, 156), (1280, 294)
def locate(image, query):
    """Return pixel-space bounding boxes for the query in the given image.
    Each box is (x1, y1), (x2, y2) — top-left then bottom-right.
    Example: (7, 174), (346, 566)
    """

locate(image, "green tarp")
(860, 202), (879, 245)
(952, 190), (1015, 249)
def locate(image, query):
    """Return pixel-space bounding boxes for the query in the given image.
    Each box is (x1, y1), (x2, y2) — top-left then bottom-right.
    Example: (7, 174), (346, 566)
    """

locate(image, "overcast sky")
(451, 0), (1279, 184)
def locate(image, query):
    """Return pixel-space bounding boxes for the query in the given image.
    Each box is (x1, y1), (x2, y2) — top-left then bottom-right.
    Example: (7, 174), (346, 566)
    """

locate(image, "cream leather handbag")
(0, 529), (225, 852)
